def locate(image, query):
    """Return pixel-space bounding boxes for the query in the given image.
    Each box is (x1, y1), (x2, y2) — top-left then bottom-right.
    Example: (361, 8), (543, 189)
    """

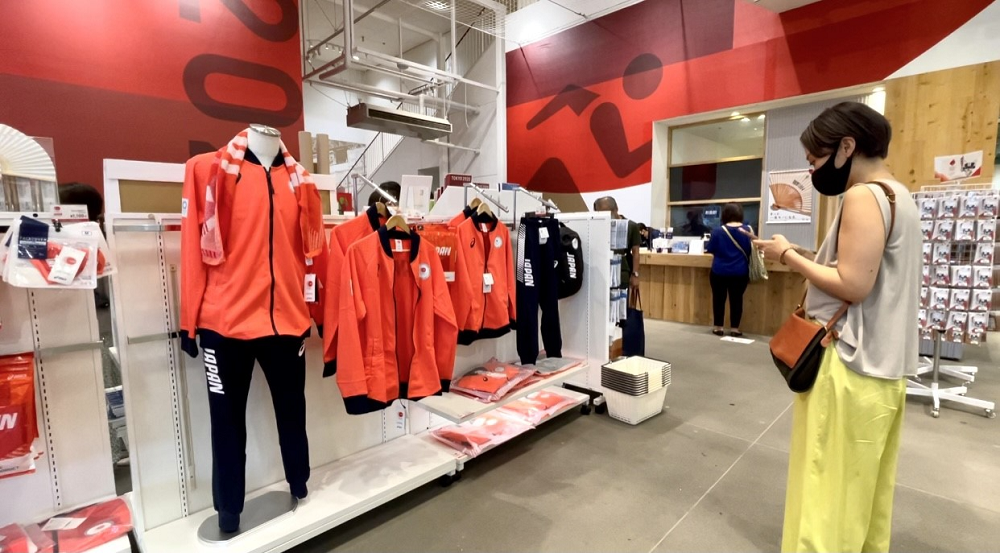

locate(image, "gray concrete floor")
(290, 320), (1000, 553)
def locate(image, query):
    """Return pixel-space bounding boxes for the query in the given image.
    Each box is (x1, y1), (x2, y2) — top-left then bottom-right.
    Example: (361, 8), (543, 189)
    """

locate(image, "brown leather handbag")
(769, 181), (896, 393)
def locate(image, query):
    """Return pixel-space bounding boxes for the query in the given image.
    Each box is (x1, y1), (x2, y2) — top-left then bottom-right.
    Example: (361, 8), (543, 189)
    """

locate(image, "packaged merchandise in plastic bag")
(1, 353), (40, 481)
(22, 497), (133, 553)
(528, 356), (583, 376)
(2, 217), (105, 289)
(499, 391), (578, 424)
(0, 523), (37, 553)
(451, 359), (535, 402)
(430, 412), (534, 457)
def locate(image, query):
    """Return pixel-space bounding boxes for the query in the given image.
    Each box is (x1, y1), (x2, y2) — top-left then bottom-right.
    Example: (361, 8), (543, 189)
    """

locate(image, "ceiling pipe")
(305, 0), (393, 59)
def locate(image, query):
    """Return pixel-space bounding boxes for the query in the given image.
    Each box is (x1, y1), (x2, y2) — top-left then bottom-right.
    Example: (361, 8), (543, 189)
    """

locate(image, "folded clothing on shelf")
(1, 352), (40, 481)
(0, 523), (36, 553)
(21, 497), (133, 553)
(451, 358), (535, 402)
(430, 412), (534, 457)
(527, 356), (583, 376)
(498, 391), (579, 424)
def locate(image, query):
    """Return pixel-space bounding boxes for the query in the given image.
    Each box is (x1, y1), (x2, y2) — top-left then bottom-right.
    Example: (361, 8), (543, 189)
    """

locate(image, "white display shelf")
(138, 435), (457, 553)
(91, 536), (132, 553)
(422, 387), (590, 466)
(415, 364), (588, 424)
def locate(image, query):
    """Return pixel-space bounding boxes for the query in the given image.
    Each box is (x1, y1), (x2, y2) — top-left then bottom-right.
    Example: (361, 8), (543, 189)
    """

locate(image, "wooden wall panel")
(885, 62), (1000, 191)
(639, 259), (803, 336)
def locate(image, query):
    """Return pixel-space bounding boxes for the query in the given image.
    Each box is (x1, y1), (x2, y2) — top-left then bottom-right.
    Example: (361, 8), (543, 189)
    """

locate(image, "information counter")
(638, 252), (802, 336)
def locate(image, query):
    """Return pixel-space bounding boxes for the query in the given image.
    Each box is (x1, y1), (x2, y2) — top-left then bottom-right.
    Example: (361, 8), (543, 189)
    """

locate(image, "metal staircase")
(335, 27), (495, 192)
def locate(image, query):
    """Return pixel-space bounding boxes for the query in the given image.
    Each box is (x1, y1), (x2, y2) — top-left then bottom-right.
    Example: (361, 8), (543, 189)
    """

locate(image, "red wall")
(506, 0), (993, 194)
(0, 1), (304, 193)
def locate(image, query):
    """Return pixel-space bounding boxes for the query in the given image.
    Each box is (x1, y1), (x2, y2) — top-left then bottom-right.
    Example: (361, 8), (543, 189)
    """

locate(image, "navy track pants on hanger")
(516, 216), (563, 365)
(198, 329), (310, 522)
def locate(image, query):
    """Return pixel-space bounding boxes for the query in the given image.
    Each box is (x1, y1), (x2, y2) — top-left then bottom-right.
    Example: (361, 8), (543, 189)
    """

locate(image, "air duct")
(347, 103), (452, 140)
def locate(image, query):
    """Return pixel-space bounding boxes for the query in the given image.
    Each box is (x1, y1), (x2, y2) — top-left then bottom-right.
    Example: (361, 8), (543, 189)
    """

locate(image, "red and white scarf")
(200, 129), (324, 265)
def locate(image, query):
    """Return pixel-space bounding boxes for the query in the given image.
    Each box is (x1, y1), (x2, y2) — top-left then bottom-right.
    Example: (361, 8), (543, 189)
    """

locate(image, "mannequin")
(180, 122), (325, 536)
(247, 124), (281, 164)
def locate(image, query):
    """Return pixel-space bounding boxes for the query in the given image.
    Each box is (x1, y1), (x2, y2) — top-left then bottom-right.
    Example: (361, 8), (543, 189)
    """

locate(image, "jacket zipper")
(479, 225), (491, 331)
(265, 166), (278, 335)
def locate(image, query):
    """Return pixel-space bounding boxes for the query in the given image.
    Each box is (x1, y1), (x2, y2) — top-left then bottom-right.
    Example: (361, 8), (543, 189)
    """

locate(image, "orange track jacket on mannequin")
(453, 212), (516, 344)
(337, 227), (458, 415)
(321, 206), (385, 376)
(180, 150), (327, 341)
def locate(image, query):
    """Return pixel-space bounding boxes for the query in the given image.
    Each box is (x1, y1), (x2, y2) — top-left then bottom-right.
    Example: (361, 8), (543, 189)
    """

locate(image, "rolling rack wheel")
(439, 473), (460, 487)
(595, 402), (608, 415)
(580, 404), (592, 415)
(986, 409), (996, 419)
(931, 409), (940, 419)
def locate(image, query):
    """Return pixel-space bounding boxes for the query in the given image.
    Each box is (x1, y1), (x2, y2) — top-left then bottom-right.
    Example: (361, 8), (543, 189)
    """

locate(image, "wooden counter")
(638, 252), (802, 336)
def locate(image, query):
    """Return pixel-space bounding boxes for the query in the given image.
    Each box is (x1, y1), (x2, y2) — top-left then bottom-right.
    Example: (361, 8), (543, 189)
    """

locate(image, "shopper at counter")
(593, 196), (641, 293)
(705, 203), (751, 337)
(750, 102), (919, 553)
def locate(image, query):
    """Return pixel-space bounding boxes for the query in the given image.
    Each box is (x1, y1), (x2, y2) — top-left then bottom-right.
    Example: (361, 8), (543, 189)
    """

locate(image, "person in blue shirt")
(705, 203), (752, 337)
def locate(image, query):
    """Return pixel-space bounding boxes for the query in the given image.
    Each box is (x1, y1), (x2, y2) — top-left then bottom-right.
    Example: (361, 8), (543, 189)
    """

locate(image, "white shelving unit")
(416, 364), (588, 423)
(0, 212), (118, 529)
(101, 160), (612, 553)
(139, 436), (456, 553)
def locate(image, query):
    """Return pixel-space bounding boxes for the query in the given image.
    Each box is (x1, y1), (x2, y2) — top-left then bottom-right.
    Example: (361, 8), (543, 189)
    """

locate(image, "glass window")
(670, 115), (765, 166)
(668, 159), (763, 202)
(667, 114), (766, 233)
(670, 202), (760, 237)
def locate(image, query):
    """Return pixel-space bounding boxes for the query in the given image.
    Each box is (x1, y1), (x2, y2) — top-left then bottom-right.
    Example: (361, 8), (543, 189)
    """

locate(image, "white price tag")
(394, 239), (406, 252)
(444, 271), (455, 283)
(539, 226), (549, 244)
(304, 274), (317, 303)
(483, 272), (494, 293)
(41, 517), (85, 532)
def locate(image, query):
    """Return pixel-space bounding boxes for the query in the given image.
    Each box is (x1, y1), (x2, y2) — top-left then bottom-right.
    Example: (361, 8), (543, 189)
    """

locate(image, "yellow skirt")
(782, 346), (906, 553)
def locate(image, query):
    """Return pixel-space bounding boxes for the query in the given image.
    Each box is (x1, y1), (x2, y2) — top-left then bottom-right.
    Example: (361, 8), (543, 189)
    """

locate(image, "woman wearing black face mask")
(746, 102), (920, 553)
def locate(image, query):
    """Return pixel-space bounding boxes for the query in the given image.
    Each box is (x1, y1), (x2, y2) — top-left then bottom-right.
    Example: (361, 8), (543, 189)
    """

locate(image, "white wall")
(582, 182), (652, 225)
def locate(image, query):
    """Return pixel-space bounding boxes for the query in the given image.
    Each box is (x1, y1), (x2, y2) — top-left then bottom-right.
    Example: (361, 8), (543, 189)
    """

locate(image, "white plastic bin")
(601, 356), (670, 425)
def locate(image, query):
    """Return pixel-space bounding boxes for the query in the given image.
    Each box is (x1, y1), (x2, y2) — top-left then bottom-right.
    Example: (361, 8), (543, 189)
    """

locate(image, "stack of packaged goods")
(0, 497), (132, 553)
(430, 412), (533, 458)
(450, 358), (535, 402)
(498, 391), (579, 425)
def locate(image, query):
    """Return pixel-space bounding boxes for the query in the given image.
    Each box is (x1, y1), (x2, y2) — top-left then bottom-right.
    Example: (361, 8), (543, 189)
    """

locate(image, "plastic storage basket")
(601, 356), (671, 425)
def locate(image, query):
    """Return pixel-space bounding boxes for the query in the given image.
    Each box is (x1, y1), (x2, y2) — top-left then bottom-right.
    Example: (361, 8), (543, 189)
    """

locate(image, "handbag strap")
(721, 226), (750, 260)
(629, 286), (642, 310)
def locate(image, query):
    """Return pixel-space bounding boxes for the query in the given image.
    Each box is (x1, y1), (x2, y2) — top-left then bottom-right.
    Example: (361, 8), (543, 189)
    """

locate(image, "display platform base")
(197, 491), (297, 544)
(139, 435), (457, 553)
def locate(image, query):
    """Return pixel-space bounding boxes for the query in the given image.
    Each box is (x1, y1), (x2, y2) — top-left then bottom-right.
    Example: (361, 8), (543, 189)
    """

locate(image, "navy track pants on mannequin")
(198, 329), (310, 526)
(516, 216), (563, 365)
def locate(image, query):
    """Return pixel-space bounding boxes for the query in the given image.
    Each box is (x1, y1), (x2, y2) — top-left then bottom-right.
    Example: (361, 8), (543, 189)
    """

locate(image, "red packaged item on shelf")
(451, 359), (535, 402)
(1, 353), (40, 481)
(0, 523), (37, 553)
(22, 497), (132, 553)
(431, 412), (533, 457)
(499, 391), (578, 424)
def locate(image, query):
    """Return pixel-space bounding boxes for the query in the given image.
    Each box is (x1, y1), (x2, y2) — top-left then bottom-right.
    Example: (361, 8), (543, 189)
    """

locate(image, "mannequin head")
(247, 124), (281, 164)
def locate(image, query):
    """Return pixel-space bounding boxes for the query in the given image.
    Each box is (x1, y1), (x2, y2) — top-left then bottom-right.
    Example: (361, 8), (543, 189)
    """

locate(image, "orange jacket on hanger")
(321, 206), (386, 376)
(337, 228), (458, 415)
(453, 213), (516, 344)
(180, 150), (327, 340)
(448, 206), (474, 228)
